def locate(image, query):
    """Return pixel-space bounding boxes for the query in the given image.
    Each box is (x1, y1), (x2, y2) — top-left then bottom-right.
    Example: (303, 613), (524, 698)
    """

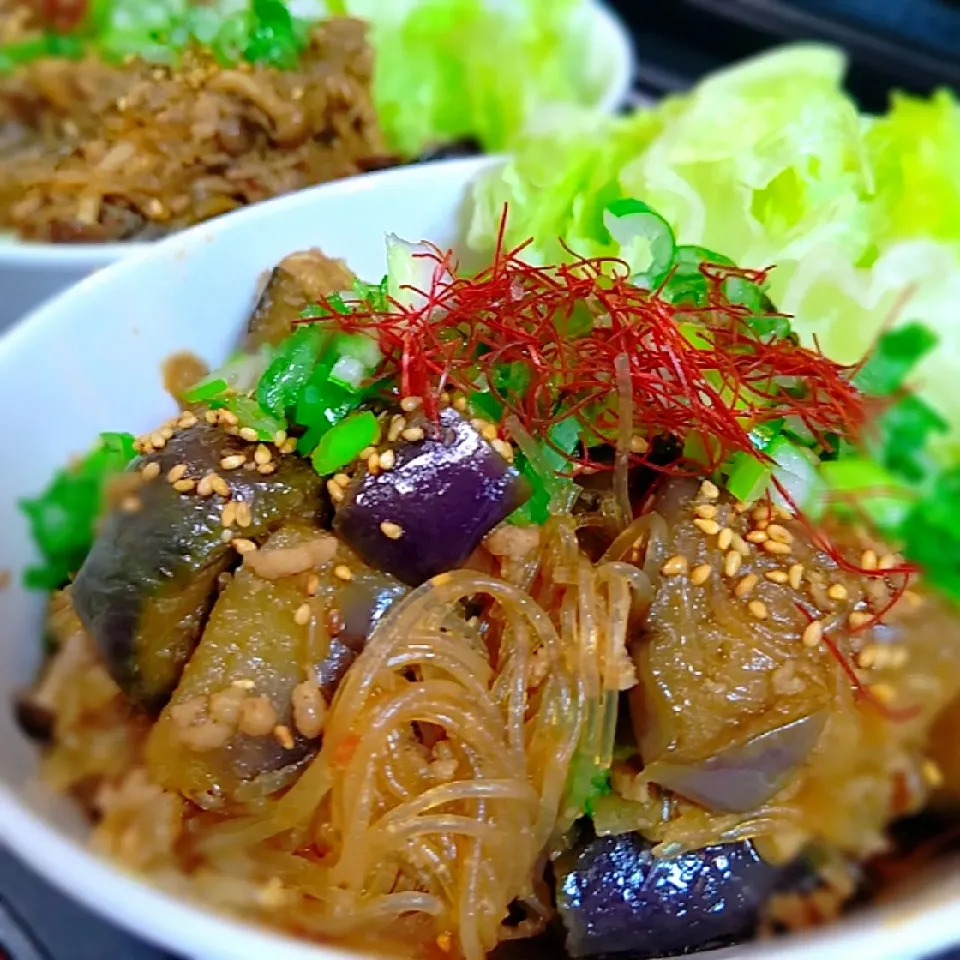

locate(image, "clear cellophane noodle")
(115, 517), (644, 960)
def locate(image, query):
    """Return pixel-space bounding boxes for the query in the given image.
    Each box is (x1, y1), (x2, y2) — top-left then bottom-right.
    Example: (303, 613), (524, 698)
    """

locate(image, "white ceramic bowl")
(1, 157), (958, 960)
(0, 0), (633, 331)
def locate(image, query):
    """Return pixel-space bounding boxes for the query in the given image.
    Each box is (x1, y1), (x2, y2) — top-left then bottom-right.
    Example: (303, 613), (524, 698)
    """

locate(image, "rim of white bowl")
(0, 0), (633, 268)
(4, 155), (958, 960)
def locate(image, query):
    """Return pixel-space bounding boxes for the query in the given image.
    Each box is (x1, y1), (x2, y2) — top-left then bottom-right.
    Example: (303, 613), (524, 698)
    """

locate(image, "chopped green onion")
(221, 396), (286, 441)
(183, 377), (230, 404)
(603, 198), (676, 290)
(819, 458), (913, 532)
(509, 417), (581, 526)
(854, 322), (939, 397)
(875, 394), (948, 484)
(256, 326), (328, 418)
(899, 466), (960, 602)
(20, 432), (136, 590)
(311, 411), (378, 476)
(244, 0), (302, 70)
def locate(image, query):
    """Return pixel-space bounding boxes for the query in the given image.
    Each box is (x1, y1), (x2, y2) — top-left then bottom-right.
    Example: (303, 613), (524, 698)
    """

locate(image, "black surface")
(608, 0), (960, 107)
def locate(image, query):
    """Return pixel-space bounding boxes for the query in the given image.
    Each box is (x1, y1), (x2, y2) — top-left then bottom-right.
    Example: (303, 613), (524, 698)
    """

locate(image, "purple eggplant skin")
(317, 568), (408, 699)
(643, 710), (828, 814)
(72, 423), (323, 713)
(555, 834), (780, 959)
(333, 408), (530, 585)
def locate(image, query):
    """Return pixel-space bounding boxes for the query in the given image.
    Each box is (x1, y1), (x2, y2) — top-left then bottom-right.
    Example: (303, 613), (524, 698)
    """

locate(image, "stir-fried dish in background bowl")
(2, 153), (960, 960)
(0, 0), (631, 325)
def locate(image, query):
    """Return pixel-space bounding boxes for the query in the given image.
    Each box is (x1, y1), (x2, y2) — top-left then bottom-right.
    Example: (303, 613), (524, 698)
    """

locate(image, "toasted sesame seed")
(141, 462), (161, 481)
(233, 538), (256, 555)
(210, 474), (230, 497)
(205, 410), (218, 425)
(326, 480), (345, 503)
(367, 452), (381, 473)
(765, 570), (789, 584)
(735, 574), (759, 598)
(220, 454), (246, 471)
(379, 448), (396, 470)
(662, 555), (688, 576)
(492, 439), (515, 462)
(281, 438), (297, 455)
(630, 436), (649, 454)
(387, 416), (406, 442)
(168, 463), (187, 483)
(724, 550), (742, 578)
(306, 574), (320, 596)
(221, 501), (238, 527)
(334, 473), (351, 487)
(860, 549), (878, 571)
(359, 446), (376, 459)
(254, 444), (273, 466)
(767, 524), (793, 544)
(481, 423), (498, 442)
(294, 602), (311, 625)
(827, 584), (848, 601)
(802, 620), (823, 647)
(879, 553), (899, 571)
(273, 429), (287, 447)
(717, 528), (734, 551)
(764, 540), (792, 556)
(220, 529), (233, 543)
(693, 518), (720, 536)
(748, 600), (768, 620)
(401, 427), (425, 443)
(257, 463), (276, 475)
(734, 501), (752, 514)
(695, 504), (718, 520)
(150, 432), (167, 449)
(333, 565), (354, 581)
(179, 412), (198, 428)
(746, 530), (768, 544)
(732, 534), (750, 557)
(173, 478), (196, 493)
(196, 475), (214, 496)
(120, 495), (142, 513)
(380, 521), (404, 540)
(752, 505), (772, 523)
(239, 427), (259, 443)
(235, 501), (252, 528)
(922, 759), (944, 789)
(220, 410), (239, 426)
(848, 611), (873, 630)
(231, 678), (256, 690)
(700, 480), (720, 501)
(160, 426), (174, 440)
(274, 724), (295, 750)
(431, 572), (454, 586)
(690, 564), (712, 586)
(788, 564), (803, 590)
(400, 396), (422, 412)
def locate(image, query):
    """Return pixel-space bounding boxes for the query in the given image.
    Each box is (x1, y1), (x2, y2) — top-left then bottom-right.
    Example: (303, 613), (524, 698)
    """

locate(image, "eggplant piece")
(72, 423), (322, 713)
(245, 250), (355, 350)
(146, 524), (406, 803)
(317, 566), (407, 699)
(555, 833), (780, 959)
(642, 711), (828, 814)
(334, 408), (530, 585)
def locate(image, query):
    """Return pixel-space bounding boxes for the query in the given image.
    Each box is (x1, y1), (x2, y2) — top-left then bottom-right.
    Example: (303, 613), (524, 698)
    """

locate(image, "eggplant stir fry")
(18, 208), (960, 960)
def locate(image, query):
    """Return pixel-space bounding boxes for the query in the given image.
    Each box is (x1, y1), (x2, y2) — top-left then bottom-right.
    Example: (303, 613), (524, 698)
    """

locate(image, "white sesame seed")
(400, 396), (422, 412)
(254, 444), (273, 466)
(401, 427), (425, 443)
(764, 540), (792, 556)
(717, 528), (733, 551)
(748, 600), (768, 620)
(220, 454), (246, 471)
(141, 462), (161, 481)
(735, 574), (759, 598)
(690, 564), (712, 586)
(724, 551), (742, 578)
(167, 463), (187, 483)
(828, 584), (848, 601)
(802, 620), (823, 648)
(294, 603), (311, 625)
(700, 480), (720, 501)
(661, 555), (688, 576)
(693, 518), (720, 536)
(379, 448), (396, 470)
(239, 427), (259, 443)
(765, 570), (789, 584)
(173, 478), (196, 493)
(380, 521), (403, 540)
(333, 565), (354, 581)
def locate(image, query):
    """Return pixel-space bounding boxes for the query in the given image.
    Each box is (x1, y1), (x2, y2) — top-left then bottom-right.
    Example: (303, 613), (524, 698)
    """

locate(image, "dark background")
(5, 0), (960, 957)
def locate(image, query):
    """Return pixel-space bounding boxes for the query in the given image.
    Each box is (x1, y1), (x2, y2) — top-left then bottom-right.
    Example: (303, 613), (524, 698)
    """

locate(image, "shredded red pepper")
(301, 212), (867, 478)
